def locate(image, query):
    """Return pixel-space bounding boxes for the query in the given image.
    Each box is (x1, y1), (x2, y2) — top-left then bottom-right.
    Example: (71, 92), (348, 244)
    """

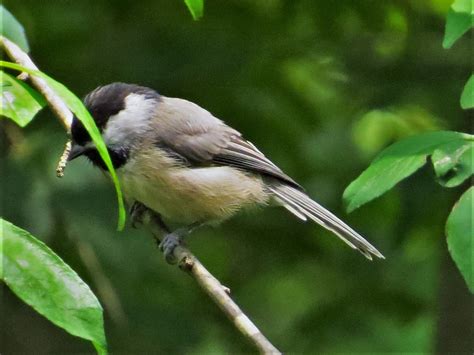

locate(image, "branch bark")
(174, 245), (281, 354)
(1, 36), (73, 130)
(1, 35), (282, 354)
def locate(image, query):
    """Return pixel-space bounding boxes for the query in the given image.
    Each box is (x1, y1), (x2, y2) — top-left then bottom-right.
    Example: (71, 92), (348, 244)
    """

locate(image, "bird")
(68, 82), (384, 263)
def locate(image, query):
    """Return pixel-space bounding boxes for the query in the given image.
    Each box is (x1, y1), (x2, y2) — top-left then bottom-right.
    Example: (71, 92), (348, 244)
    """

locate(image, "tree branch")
(0, 36), (73, 130)
(174, 245), (281, 354)
(1, 35), (282, 354)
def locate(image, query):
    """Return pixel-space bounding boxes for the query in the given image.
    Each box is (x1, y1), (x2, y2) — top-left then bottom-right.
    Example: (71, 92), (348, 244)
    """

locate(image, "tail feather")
(269, 184), (384, 260)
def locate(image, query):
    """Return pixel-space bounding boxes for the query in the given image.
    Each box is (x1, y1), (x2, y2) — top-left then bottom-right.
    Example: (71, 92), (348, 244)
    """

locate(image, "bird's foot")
(159, 232), (185, 264)
(130, 202), (149, 229)
(158, 222), (202, 264)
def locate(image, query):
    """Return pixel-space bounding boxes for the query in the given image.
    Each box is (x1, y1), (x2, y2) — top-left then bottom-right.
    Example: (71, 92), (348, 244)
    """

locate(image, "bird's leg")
(130, 201), (170, 242)
(150, 212), (171, 234)
(159, 222), (201, 264)
(148, 211), (171, 245)
(129, 201), (149, 228)
(129, 202), (200, 264)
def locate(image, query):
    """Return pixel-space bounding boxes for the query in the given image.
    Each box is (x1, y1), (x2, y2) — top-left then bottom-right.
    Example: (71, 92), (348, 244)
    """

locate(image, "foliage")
(345, 0), (473, 292)
(344, 131), (473, 212)
(184, 0), (204, 20)
(442, 0), (473, 49)
(442, 0), (473, 109)
(1, 0), (472, 353)
(460, 75), (473, 109)
(1, 218), (107, 353)
(0, 0), (203, 350)
(0, 6), (126, 353)
(0, 0), (209, 349)
(0, 71), (45, 126)
(432, 136), (473, 187)
(0, 61), (126, 231)
(446, 188), (474, 292)
(345, 131), (473, 291)
(0, 5), (29, 52)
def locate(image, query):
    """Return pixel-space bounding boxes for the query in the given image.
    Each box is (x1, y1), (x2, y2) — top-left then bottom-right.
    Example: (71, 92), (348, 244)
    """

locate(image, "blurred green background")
(1, 0), (472, 353)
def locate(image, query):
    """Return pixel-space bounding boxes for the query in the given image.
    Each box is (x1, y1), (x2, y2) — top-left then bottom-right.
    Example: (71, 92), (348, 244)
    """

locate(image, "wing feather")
(155, 97), (301, 188)
(151, 97), (383, 259)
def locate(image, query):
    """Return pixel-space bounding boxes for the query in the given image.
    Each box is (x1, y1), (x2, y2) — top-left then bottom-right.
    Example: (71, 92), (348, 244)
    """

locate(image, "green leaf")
(184, 0), (204, 20)
(0, 60), (126, 231)
(352, 106), (441, 156)
(461, 75), (474, 109)
(0, 218), (108, 353)
(0, 71), (46, 126)
(446, 187), (474, 293)
(443, 0), (473, 49)
(0, 5), (29, 52)
(432, 139), (473, 187)
(344, 131), (473, 212)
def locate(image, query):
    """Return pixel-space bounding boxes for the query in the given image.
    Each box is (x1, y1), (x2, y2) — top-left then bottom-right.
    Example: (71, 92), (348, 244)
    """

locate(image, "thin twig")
(1, 35), (282, 354)
(175, 246), (281, 354)
(0, 36), (73, 130)
(148, 209), (281, 353)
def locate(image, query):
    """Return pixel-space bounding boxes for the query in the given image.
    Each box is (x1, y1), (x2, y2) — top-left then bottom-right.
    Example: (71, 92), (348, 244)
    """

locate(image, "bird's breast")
(117, 149), (269, 225)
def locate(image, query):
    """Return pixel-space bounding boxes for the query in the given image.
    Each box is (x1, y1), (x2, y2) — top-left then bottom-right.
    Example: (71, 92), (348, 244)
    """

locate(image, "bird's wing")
(153, 98), (384, 260)
(154, 97), (302, 189)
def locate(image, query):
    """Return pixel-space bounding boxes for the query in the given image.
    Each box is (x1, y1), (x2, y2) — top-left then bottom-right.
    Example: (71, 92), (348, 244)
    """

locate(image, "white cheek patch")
(102, 93), (156, 147)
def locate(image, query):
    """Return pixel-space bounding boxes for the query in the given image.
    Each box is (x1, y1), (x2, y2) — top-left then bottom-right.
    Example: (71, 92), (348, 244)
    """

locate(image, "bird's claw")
(159, 233), (182, 264)
(130, 202), (148, 229)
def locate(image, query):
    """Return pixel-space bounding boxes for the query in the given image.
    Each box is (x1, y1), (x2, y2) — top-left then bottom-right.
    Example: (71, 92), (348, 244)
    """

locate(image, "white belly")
(118, 154), (269, 225)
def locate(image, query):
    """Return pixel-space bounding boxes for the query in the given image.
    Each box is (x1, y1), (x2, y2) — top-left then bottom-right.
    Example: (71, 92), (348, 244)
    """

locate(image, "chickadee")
(68, 83), (383, 262)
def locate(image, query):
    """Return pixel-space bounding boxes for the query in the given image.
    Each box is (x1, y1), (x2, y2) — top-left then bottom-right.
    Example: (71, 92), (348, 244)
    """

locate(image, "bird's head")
(69, 82), (161, 169)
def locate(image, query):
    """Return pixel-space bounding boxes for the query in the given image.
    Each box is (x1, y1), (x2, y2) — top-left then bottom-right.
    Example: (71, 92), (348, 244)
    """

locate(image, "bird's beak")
(68, 144), (87, 161)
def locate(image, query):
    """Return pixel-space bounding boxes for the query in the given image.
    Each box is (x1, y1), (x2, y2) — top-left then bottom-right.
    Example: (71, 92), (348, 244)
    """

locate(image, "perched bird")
(68, 83), (384, 262)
